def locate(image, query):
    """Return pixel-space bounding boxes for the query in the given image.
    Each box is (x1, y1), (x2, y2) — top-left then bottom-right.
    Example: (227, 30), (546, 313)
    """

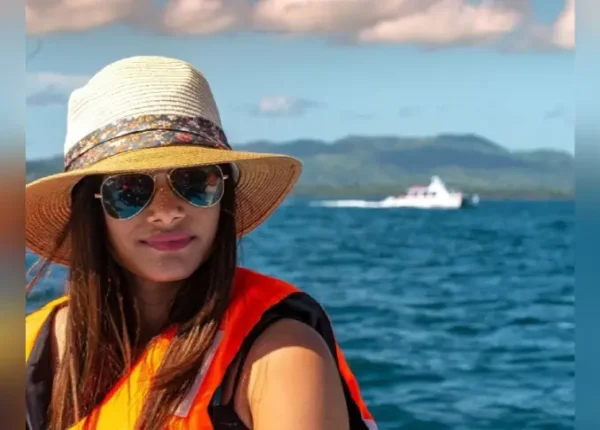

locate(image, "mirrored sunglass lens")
(101, 174), (154, 219)
(170, 166), (224, 207)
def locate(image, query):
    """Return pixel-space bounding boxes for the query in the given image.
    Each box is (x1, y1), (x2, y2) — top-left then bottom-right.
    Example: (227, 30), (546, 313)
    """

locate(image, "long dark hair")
(26, 163), (238, 430)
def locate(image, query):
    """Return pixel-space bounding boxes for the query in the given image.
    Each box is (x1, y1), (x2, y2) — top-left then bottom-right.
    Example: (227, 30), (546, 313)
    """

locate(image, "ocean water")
(26, 199), (574, 430)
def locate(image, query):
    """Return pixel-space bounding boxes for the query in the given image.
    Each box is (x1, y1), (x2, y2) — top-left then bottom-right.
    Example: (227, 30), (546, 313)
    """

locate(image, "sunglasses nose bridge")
(149, 174), (183, 209)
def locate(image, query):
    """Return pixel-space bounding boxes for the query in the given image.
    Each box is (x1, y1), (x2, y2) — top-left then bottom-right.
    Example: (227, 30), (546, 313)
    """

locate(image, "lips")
(143, 232), (194, 251)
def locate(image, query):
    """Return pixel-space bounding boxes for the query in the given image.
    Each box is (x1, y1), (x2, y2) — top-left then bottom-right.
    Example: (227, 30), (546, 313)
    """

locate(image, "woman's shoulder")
(249, 318), (333, 365)
(26, 299), (68, 373)
(241, 317), (350, 429)
(224, 269), (350, 427)
(26, 297), (68, 350)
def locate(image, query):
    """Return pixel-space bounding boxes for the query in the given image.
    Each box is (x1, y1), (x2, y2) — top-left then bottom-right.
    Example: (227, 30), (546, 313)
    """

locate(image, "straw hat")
(26, 56), (302, 266)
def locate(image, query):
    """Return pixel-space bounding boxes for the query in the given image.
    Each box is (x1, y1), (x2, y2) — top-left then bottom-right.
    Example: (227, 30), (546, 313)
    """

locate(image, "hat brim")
(26, 145), (302, 266)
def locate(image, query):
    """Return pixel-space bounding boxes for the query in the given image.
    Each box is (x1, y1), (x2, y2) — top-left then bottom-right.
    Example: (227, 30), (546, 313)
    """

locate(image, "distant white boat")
(379, 176), (479, 209)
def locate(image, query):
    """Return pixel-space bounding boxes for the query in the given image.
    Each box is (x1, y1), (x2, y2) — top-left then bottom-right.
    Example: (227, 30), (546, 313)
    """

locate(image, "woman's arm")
(244, 318), (350, 430)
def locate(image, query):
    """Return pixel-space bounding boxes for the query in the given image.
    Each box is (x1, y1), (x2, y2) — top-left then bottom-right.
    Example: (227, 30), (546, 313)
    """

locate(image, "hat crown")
(65, 56), (223, 155)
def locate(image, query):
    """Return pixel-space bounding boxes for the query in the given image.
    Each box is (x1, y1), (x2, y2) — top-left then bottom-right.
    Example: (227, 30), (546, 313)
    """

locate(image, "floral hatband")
(64, 114), (230, 172)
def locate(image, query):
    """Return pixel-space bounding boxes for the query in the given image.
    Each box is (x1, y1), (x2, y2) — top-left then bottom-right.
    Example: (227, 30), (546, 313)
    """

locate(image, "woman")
(25, 56), (377, 430)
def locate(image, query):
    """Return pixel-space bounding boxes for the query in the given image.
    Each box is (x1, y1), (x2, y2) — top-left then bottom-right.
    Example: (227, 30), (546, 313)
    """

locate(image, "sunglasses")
(94, 165), (228, 220)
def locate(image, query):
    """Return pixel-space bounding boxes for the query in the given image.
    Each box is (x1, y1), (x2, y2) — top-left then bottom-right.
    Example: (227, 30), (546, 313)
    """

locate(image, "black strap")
(26, 307), (60, 430)
(224, 313), (285, 406)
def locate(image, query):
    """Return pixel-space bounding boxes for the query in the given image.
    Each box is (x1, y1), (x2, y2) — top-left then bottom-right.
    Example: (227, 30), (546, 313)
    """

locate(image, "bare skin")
(51, 169), (350, 429)
(223, 319), (351, 429)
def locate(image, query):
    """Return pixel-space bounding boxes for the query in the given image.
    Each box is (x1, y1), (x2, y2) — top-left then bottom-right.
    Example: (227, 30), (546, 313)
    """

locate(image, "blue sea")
(26, 199), (574, 430)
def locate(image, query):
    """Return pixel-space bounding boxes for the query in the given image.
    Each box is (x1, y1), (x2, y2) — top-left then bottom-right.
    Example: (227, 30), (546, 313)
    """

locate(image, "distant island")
(27, 133), (573, 199)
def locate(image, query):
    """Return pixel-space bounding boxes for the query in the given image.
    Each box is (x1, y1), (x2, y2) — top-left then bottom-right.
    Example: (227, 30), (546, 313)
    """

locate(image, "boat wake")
(311, 199), (420, 209)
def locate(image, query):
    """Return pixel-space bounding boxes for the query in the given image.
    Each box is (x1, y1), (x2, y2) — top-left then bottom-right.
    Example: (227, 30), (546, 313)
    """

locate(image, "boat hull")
(379, 195), (464, 209)
(379, 193), (480, 210)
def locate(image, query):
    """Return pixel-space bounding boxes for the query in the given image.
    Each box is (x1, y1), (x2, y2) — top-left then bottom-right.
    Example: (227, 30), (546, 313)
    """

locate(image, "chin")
(123, 251), (208, 284)
(140, 264), (200, 283)
(154, 271), (196, 283)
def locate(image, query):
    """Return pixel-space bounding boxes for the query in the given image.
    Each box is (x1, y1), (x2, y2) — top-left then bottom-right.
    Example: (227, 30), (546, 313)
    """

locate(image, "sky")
(25, 0), (574, 160)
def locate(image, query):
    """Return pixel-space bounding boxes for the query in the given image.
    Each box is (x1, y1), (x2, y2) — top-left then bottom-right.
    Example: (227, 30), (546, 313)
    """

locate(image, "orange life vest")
(26, 267), (378, 430)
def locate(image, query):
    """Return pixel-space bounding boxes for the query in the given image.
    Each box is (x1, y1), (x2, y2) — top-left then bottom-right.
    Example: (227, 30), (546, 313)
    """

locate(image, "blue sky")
(25, 0), (574, 159)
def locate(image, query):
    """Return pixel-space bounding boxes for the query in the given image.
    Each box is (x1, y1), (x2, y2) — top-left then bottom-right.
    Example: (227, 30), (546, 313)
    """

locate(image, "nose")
(145, 174), (185, 226)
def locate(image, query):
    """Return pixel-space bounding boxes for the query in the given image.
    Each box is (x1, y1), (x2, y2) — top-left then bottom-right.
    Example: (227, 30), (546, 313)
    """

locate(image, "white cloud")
(160, 0), (251, 34)
(27, 72), (90, 106)
(253, 95), (322, 116)
(250, 0), (527, 46)
(251, 0), (410, 35)
(507, 0), (574, 51)
(26, 0), (137, 35)
(24, 0), (571, 51)
(25, 0), (247, 35)
(358, 0), (525, 45)
(552, 0), (574, 49)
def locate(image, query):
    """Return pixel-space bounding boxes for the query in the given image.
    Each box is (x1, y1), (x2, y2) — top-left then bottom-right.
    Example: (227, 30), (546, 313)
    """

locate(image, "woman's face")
(104, 171), (221, 283)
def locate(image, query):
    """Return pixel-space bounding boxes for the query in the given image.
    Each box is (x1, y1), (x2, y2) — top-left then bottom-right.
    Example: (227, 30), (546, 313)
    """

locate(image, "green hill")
(26, 133), (573, 199)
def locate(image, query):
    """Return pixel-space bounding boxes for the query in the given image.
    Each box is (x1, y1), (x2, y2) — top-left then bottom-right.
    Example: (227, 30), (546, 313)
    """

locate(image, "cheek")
(191, 204), (221, 245)
(104, 215), (137, 264)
